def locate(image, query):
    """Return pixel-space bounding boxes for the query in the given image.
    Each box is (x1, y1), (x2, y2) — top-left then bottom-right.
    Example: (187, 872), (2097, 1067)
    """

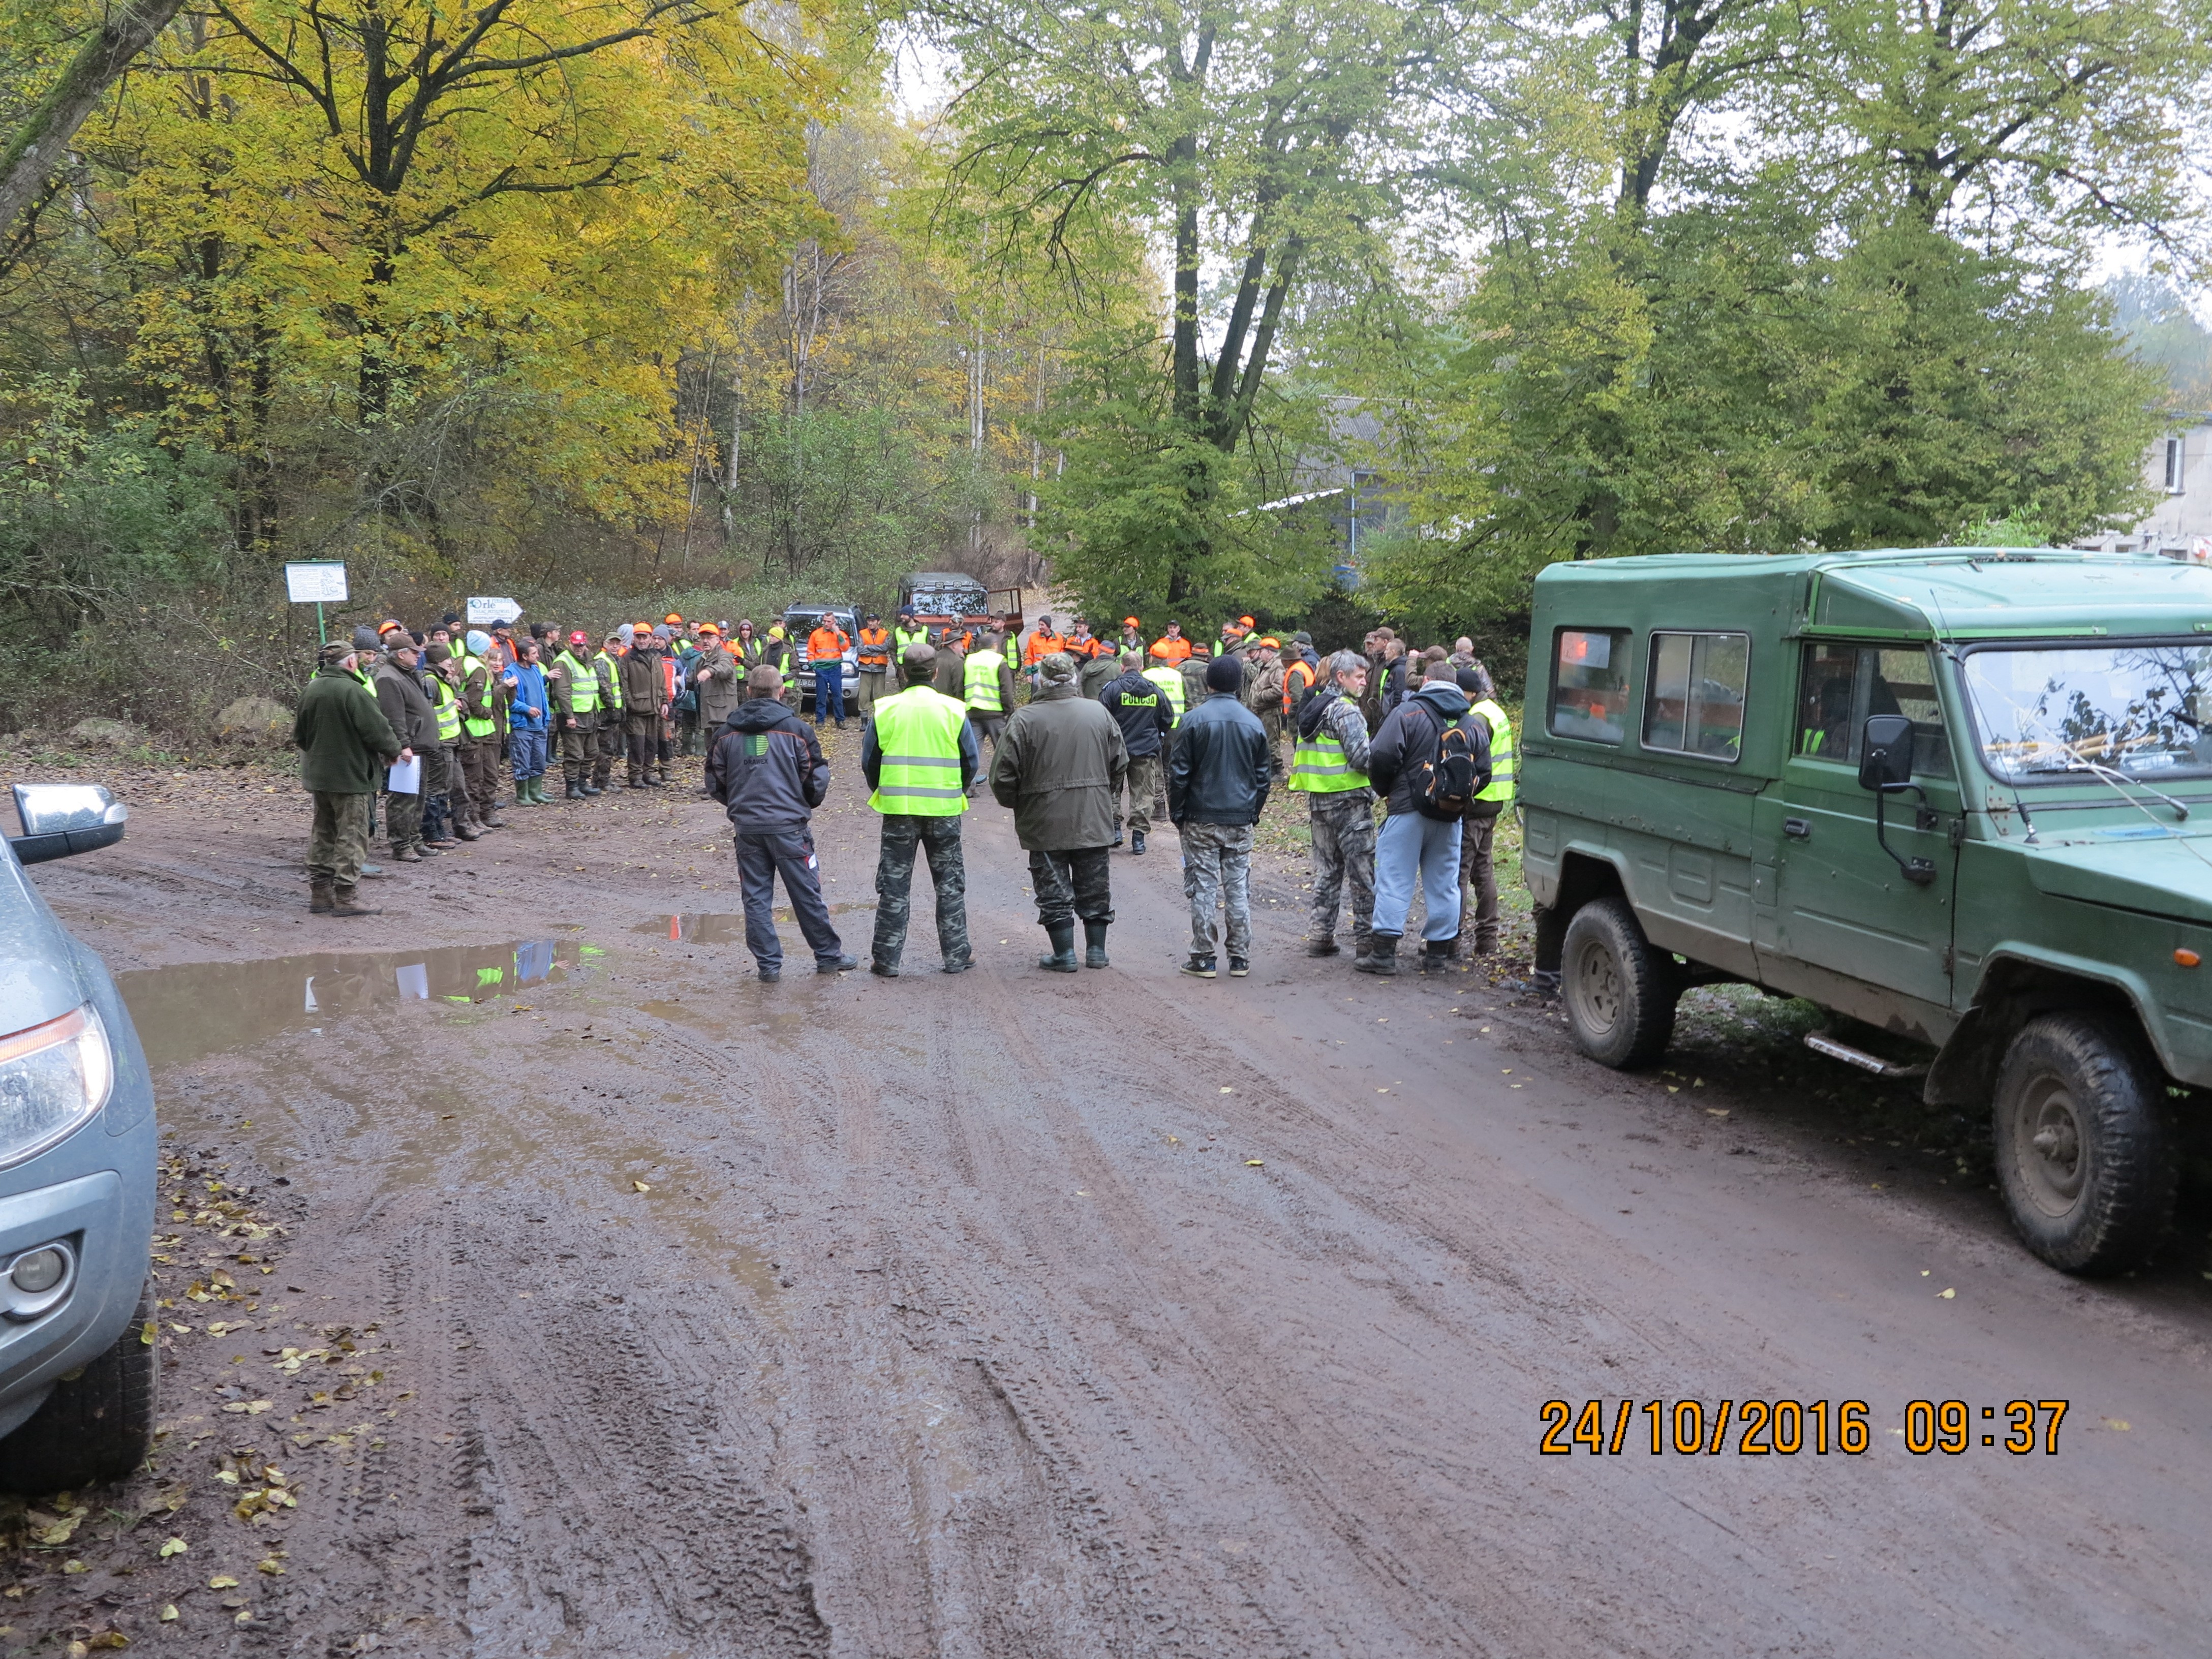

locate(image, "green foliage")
(2110, 275), (2212, 406)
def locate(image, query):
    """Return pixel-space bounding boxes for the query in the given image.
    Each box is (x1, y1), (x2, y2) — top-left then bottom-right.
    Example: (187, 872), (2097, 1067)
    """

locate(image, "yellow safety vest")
(596, 651), (624, 712)
(1142, 666), (1186, 728)
(868, 687), (969, 817)
(964, 649), (1006, 713)
(1473, 697), (1516, 805)
(458, 656), (496, 739)
(556, 649), (599, 714)
(1289, 695), (1367, 793)
(429, 676), (463, 743)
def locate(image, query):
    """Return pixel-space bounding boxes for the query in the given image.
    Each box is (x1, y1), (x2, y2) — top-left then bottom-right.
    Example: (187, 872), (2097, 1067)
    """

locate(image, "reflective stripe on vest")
(430, 677), (463, 743)
(964, 649), (1006, 712)
(556, 650), (599, 713)
(869, 688), (969, 816)
(596, 651), (623, 712)
(895, 625), (930, 655)
(1289, 721), (1366, 792)
(1473, 697), (1516, 804)
(1142, 667), (1186, 727)
(458, 656), (496, 738)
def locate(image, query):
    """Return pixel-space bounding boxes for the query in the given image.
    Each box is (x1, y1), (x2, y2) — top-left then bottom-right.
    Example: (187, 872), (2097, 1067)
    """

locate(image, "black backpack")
(1416, 705), (1482, 820)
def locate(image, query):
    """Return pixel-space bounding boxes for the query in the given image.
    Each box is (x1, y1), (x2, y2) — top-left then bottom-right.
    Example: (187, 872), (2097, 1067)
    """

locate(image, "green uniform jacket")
(988, 682), (1129, 850)
(294, 668), (402, 792)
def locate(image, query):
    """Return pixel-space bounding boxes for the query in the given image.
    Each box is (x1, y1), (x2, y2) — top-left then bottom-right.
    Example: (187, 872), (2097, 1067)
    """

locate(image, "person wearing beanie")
(990, 652), (1128, 971)
(860, 642), (979, 976)
(1166, 653), (1273, 978)
(457, 629), (507, 830)
(293, 641), (402, 915)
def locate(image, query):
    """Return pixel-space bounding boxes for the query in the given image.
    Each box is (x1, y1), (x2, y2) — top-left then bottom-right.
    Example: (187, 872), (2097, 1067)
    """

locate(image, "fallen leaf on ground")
(631, 1181), (652, 1193)
(208, 1575), (239, 1589)
(158, 1537), (189, 1557)
(1938, 1287), (1956, 1299)
(1245, 1159), (1264, 1167)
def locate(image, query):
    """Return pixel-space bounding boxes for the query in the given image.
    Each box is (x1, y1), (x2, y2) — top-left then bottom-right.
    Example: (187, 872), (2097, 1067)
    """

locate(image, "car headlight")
(0, 1004), (114, 1168)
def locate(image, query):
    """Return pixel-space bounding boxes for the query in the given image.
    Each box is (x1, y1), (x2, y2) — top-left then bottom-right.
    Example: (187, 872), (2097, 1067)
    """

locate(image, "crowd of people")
(289, 604), (1516, 982)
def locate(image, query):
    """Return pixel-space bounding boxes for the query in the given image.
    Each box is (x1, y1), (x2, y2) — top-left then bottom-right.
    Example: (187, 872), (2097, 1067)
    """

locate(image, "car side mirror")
(1858, 715), (1915, 792)
(9, 783), (129, 866)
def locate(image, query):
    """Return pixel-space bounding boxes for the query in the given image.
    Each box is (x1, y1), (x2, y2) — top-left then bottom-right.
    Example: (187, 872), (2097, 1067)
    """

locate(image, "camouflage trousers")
(1181, 820), (1254, 961)
(1309, 791), (1377, 948)
(308, 791), (374, 888)
(872, 815), (969, 969)
(1028, 847), (1112, 928)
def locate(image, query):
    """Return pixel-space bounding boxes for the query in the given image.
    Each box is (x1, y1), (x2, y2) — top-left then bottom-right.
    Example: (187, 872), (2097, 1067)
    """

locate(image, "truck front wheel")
(1993, 1013), (2173, 1275)
(1560, 897), (1678, 1069)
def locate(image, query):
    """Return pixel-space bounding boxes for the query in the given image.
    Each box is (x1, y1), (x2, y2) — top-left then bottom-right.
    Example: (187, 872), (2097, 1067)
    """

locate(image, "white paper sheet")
(386, 755), (422, 795)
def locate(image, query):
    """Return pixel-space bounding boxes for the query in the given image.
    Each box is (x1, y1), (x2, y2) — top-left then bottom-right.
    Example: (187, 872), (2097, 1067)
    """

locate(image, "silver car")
(0, 784), (158, 1490)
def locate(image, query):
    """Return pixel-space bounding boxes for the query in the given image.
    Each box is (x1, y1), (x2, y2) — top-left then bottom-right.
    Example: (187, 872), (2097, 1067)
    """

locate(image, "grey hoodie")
(1365, 680), (1491, 818)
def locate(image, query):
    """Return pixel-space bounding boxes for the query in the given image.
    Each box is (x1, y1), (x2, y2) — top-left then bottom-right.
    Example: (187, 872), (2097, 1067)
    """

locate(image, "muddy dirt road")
(10, 734), (2212, 1656)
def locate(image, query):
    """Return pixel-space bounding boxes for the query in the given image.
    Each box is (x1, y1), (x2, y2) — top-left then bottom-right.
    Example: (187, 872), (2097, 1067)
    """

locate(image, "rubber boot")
(309, 878), (335, 914)
(330, 886), (380, 917)
(580, 780), (602, 797)
(1356, 933), (1400, 976)
(1419, 938), (1455, 975)
(1306, 934), (1340, 957)
(565, 778), (585, 801)
(1083, 921), (1110, 969)
(1038, 922), (1080, 973)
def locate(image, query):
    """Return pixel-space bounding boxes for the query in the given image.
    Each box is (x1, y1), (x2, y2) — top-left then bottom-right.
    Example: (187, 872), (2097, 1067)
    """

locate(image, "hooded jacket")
(1098, 668), (1173, 759)
(704, 697), (828, 833)
(1365, 680), (1492, 818)
(1297, 684), (1375, 795)
(1166, 690), (1272, 825)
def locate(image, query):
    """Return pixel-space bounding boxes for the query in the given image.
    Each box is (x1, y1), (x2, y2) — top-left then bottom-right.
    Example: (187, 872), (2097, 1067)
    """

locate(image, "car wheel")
(1993, 1012), (2173, 1276)
(1560, 897), (1678, 1069)
(0, 1279), (158, 1493)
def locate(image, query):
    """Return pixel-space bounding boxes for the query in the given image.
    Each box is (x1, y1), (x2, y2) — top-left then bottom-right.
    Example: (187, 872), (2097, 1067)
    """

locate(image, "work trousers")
(1181, 821), (1254, 961)
(623, 715), (658, 779)
(856, 671), (886, 719)
(1459, 805), (1503, 952)
(1109, 753), (1159, 838)
(383, 780), (423, 852)
(462, 739), (501, 820)
(872, 815), (969, 969)
(1260, 710), (1285, 778)
(1309, 791), (1378, 947)
(814, 670), (846, 726)
(1027, 846), (1113, 928)
(307, 791), (374, 889)
(966, 713), (1006, 792)
(734, 826), (843, 972)
(677, 710), (701, 756)
(589, 724), (618, 787)
(509, 729), (548, 783)
(1373, 811), (1463, 942)
(420, 746), (453, 841)
(559, 718), (595, 782)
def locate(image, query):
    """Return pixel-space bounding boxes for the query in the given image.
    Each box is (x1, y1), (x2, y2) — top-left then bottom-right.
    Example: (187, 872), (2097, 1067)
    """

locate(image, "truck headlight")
(0, 1005), (114, 1168)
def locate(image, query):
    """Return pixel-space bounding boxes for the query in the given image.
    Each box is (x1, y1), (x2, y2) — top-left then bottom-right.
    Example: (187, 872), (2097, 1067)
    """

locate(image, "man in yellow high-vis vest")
(1289, 649), (1378, 963)
(961, 630), (1016, 797)
(1457, 661), (1516, 956)
(861, 644), (980, 976)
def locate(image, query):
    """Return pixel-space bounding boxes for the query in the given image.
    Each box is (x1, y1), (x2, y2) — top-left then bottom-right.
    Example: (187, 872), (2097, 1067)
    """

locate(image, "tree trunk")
(0, 0), (188, 244)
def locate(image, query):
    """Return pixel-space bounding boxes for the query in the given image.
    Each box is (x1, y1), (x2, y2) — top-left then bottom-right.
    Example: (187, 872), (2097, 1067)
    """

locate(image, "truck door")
(1768, 642), (1962, 1012)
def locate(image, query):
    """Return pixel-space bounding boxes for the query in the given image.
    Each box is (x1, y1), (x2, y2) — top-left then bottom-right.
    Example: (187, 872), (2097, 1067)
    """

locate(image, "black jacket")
(1367, 681), (1492, 818)
(704, 697), (828, 833)
(1098, 669), (1174, 759)
(1167, 691), (1273, 826)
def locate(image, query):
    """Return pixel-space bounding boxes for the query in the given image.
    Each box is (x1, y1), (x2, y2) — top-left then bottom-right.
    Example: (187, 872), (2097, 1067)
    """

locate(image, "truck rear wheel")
(1993, 1013), (2173, 1276)
(1561, 897), (1678, 1069)
(0, 1281), (158, 1493)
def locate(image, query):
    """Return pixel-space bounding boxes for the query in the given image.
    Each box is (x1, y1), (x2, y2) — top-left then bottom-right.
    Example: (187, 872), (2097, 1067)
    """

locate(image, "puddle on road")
(117, 939), (596, 1068)
(635, 908), (874, 944)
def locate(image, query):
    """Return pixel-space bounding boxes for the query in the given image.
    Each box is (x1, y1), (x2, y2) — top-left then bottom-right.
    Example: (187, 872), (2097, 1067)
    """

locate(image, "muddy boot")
(1419, 938), (1455, 975)
(564, 778), (584, 801)
(1130, 831), (1147, 855)
(1083, 921), (1110, 969)
(626, 769), (643, 789)
(1038, 923), (1080, 973)
(309, 878), (335, 914)
(580, 780), (602, 797)
(454, 822), (481, 841)
(1306, 934), (1339, 957)
(330, 886), (381, 917)
(870, 955), (900, 978)
(393, 844), (422, 863)
(1355, 933), (1399, 976)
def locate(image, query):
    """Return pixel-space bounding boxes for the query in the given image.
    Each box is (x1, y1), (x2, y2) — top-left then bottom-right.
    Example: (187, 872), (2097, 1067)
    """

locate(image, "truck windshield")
(1961, 641), (2212, 783)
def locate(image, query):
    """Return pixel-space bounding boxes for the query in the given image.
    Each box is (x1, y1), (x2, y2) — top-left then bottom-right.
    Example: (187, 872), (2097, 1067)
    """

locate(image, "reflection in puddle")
(635, 908), (873, 944)
(117, 939), (592, 1067)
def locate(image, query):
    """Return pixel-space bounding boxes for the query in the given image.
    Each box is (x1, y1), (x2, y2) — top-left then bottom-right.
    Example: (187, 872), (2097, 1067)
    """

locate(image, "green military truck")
(1519, 548), (2212, 1275)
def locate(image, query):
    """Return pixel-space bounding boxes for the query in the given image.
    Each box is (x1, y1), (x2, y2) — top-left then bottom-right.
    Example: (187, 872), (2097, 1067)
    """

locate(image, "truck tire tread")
(1561, 897), (1678, 1070)
(0, 1280), (159, 1493)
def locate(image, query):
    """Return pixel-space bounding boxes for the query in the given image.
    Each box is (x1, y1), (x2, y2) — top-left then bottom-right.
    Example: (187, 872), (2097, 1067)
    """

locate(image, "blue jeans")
(814, 669), (845, 725)
(1372, 811), (1462, 941)
(509, 729), (547, 782)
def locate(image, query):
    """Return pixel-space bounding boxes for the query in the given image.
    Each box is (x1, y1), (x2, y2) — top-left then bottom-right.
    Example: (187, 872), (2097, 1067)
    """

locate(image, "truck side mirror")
(1858, 714), (1915, 792)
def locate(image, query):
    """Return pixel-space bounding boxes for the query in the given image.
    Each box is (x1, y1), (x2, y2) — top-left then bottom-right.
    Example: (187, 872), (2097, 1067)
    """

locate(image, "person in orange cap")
(1118, 617), (1144, 656)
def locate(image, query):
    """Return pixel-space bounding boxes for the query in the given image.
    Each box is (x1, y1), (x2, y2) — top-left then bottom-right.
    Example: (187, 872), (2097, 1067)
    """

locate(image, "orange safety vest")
(808, 625), (848, 662)
(1025, 630), (1067, 665)
(1150, 635), (1192, 665)
(1281, 658), (1316, 716)
(856, 627), (890, 668)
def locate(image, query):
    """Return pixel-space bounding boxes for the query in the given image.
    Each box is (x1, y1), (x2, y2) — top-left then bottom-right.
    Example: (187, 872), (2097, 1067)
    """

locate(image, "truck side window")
(1550, 628), (1633, 744)
(1795, 643), (1953, 776)
(1642, 631), (1749, 762)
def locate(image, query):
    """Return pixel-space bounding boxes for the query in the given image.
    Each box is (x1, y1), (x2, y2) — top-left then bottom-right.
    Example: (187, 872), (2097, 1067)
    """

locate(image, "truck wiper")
(2062, 758), (2191, 823)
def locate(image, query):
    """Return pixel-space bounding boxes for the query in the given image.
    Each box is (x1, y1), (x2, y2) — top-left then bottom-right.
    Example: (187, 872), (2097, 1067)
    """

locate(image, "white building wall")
(2076, 418), (2212, 555)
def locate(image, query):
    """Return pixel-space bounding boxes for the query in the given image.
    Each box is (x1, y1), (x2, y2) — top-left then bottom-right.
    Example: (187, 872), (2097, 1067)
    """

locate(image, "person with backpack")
(1361, 657), (1492, 976)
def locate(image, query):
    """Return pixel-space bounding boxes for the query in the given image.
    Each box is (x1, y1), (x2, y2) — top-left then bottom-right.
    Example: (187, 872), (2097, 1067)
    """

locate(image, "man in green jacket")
(293, 641), (405, 916)
(989, 652), (1129, 971)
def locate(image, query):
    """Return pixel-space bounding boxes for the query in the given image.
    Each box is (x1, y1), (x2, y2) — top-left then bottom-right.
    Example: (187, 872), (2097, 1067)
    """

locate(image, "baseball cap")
(1258, 635), (1280, 649)
(697, 622), (720, 636)
(568, 630), (589, 646)
(1123, 617), (1140, 628)
(665, 613), (683, 626)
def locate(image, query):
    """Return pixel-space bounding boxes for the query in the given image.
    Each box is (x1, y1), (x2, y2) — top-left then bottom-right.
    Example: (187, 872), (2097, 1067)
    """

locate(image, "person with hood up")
(990, 652), (1128, 971)
(1361, 661), (1492, 976)
(704, 665), (858, 982)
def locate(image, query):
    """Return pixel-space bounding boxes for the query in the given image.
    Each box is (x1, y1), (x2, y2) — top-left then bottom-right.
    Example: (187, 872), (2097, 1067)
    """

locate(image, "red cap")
(568, 630), (589, 646)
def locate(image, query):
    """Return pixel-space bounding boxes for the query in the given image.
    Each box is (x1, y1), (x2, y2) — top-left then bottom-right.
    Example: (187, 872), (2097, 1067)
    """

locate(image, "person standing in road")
(1456, 663), (1515, 957)
(806, 612), (851, 728)
(1139, 651), (1188, 822)
(854, 614), (892, 719)
(421, 643), (476, 843)
(1168, 654), (1273, 979)
(1246, 637), (1288, 780)
(690, 624), (743, 795)
(1293, 651), (1377, 963)
(961, 629), (1015, 795)
(862, 643), (979, 977)
(591, 631), (625, 792)
(931, 625), (967, 698)
(990, 652), (1128, 971)
(1363, 662), (1491, 976)
(458, 631), (507, 831)
(549, 629), (604, 800)
(705, 665), (858, 982)
(1099, 650), (1171, 853)
(1178, 640), (1214, 715)
(894, 610), (930, 663)
(1116, 617), (1144, 658)
(620, 624), (668, 786)
(504, 640), (551, 804)
(1021, 614), (1065, 697)
(372, 634), (438, 859)
(294, 641), (404, 915)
